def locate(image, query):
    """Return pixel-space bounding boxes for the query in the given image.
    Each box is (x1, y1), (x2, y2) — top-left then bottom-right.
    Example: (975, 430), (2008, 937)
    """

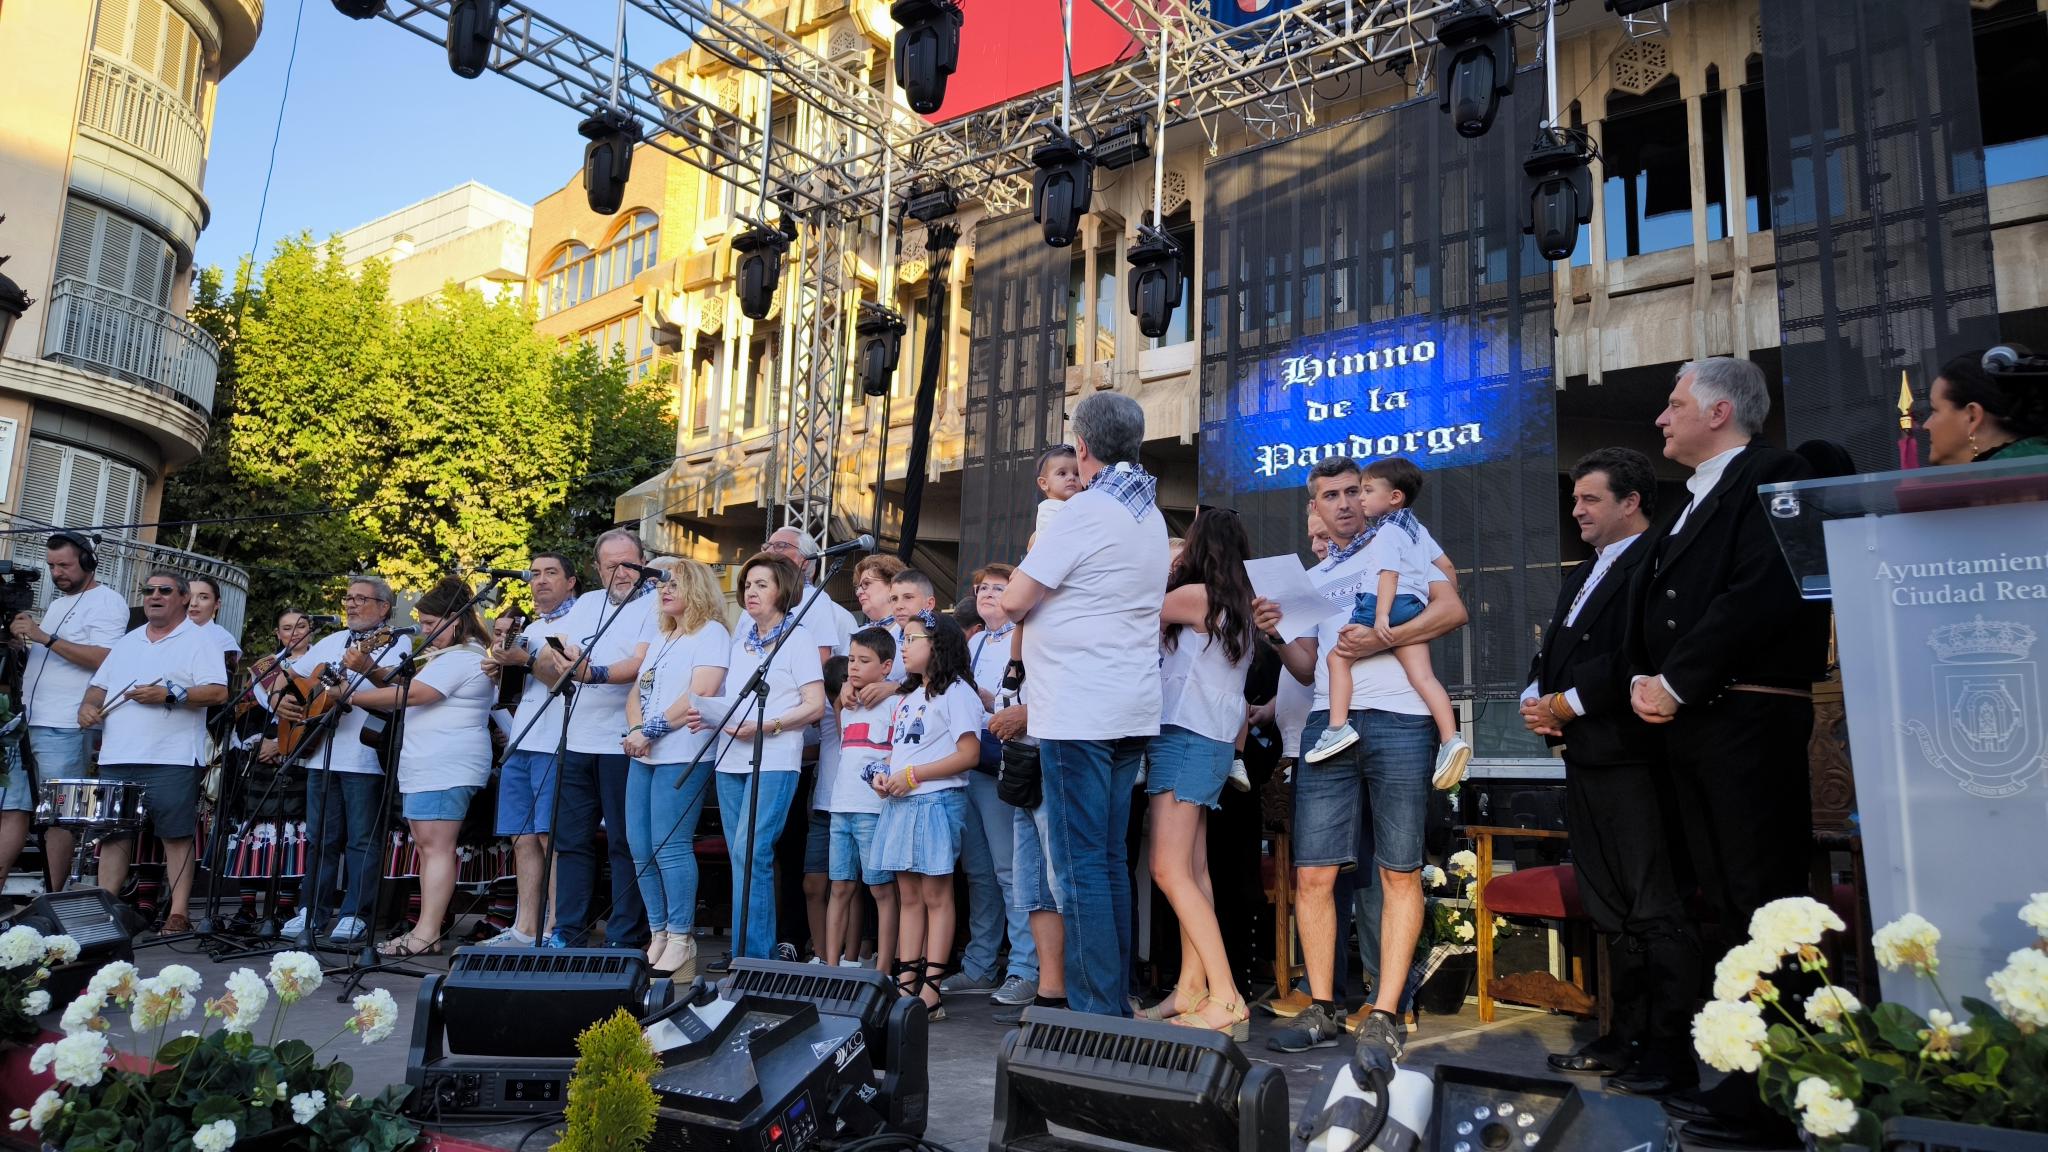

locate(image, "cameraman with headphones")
(7, 532), (132, 889)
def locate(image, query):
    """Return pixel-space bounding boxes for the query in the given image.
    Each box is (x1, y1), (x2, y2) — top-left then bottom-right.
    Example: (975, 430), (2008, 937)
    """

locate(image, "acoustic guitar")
(272, 628), (401, 760)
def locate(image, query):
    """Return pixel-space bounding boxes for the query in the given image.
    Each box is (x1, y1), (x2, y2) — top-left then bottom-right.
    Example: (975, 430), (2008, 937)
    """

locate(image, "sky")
(194, 1), (686, 275)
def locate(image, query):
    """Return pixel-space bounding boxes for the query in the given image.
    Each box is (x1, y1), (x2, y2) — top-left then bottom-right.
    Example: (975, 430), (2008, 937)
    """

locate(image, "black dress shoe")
(1607, 1065), (1698, 1097)
(1678, 1115), (1800, 1150)
(1660, 1091), (1717, 1123)
(1545, 1050), (1629, 1075)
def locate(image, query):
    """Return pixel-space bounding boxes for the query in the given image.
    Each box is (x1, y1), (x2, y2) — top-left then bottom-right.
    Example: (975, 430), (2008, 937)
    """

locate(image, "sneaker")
(479, 927), (536, 948)
(992, 1003), (1032, 1027)
(705, 954), (733, 974)
(326, 916), (368, 945)
(991, 975), (1038, 1005)
(773, 942), (800, 962)
(939, 970), (1001, 995)
(1227, 758), (1252, 792)
(1134, 759), (1148, 788)
(1352, 1009), (1407, 1078)
(281, 909), (310, 938)
(1304, 724), (1359, 765)
(1432, 735), (1473, 790)
(541, 931), (575, 949)
(837, 959), (865, 968)
(1268, 1002), (1345, 1053)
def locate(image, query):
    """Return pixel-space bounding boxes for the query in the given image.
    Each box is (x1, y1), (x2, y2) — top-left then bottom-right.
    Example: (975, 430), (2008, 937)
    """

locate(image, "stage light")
(856, 301), (908, 397)
(1522, 129), (1594, 262)
(734, 219), (794, 321)
(1126, 223), (1183, 340)
(1093, 117), (1153, 171)
(445, 0), (500, 78)
(1031, 128), (1095, 248)
(1436, 1), (1514, 139)
(905, 179), (958, 224)
(892, 0), (963, 115)
(579, 109), (641, 216)
(331, 0), (383, 17)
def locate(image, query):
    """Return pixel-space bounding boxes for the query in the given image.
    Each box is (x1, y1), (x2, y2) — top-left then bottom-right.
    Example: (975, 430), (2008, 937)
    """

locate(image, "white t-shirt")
(291, 629), (415, 775)
(1159, 630), (1252, 744)
(507, 599), (582, 754)
(398, 647), (495, 794)
(887, 680), (982, 792)
(1018, 487), (1168, 741)
(714, 622), (825, 774)
(195, 619), (242, 657)
(23, 583), (131, 730)
(635, 618), (731, 765)
(968, 625), (1014, 725)
(87, 618), (228, 766)
(798, 585), (858, 658)
(561, 588), (659, 755)
(832, 698), (894, 814)
(1356, 519), (1441, 605)
(1307, 542), (1428, 716)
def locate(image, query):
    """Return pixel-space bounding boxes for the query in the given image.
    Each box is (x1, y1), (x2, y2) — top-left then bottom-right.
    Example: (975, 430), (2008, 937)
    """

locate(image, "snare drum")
(37, 778), (148, 831)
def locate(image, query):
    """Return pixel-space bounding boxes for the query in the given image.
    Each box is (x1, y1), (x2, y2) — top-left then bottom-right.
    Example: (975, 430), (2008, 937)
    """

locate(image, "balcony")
(41, 278), (219, 417)
(79, 51), (208, 195)
(106, 537), (252, 641)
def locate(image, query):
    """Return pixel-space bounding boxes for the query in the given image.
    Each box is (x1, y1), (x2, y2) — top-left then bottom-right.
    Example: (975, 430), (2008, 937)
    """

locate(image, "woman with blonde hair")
(623, 558), (732, 978)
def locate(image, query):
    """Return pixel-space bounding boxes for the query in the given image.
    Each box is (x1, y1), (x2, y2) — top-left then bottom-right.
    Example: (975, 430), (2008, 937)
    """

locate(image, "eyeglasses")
(142, 585), (178, 596)
(974, 583), (1008, 594)
(903, 633), (932, 643)
(763, 539), (802, 553)
(340, 595), (384, 606)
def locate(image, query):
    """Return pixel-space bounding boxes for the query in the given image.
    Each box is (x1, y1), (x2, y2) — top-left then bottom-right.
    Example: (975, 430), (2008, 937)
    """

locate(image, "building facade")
(0, 0), (262, 636)
(337, 180), (532, 306)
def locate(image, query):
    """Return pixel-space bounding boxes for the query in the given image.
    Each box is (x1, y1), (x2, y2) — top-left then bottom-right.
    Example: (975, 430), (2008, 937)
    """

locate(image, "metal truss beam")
(772, 213), (852, 540)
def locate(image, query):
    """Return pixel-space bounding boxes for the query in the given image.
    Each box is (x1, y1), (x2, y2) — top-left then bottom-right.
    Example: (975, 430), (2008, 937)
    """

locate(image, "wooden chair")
(1467, 825), (1608, 1030)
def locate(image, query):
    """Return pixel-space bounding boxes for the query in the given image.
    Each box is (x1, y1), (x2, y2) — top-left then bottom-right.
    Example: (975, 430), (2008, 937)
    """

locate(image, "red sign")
(926, 0), (1143, 120)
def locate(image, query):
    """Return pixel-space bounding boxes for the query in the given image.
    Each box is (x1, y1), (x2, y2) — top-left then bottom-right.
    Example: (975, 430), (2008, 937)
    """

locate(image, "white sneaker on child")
(1432, 734), (1473, 790)
(1304, 724), (1359, 764)
(1227, 758), (1252, 792)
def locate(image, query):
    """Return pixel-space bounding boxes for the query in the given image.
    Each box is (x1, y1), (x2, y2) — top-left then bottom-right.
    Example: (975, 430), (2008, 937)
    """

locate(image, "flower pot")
(1414, 950), (1476, 1015)
(1835, 1115), (2048, 1152)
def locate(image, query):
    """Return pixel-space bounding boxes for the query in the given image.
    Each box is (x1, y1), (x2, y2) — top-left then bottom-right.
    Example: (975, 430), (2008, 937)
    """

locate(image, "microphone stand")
(334, 577), (502, 999)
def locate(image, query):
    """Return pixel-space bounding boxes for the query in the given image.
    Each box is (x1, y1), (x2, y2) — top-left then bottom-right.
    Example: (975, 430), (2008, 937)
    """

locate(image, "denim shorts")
(99, 763), (200, 840)
(1292, 709), (1433, 872)
(828, 811), (891, 885)
(1348, 593), (1426, 629)
(1144, 725), (1231, 810)
(1010, 805), (1061, 914)
(803, 809), (832, 874)
(0, 742), (29, 813)
(27, 725), (97, 779)
(496, 748), (559, 836)
(404, 785), (480, 822)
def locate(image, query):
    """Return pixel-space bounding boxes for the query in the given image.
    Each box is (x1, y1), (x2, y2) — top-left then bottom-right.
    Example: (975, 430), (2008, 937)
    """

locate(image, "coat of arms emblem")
(1903, 616), (2044, 799)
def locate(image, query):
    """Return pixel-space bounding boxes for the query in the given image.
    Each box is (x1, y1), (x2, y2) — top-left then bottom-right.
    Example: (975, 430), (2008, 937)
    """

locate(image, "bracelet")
(587, 663), (608, 685)
(769, 718), (782, 736)
(643, 715), (672, 739)
(1547, 692), (1572, 723)
(903, 767), (919, 791)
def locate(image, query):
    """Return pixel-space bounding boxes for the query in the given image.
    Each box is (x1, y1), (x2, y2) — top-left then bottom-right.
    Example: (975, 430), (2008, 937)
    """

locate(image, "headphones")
(47, 531), (98, 573)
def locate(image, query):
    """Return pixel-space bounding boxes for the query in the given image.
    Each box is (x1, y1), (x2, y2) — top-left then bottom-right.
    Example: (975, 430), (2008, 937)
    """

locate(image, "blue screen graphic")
(1201, 314), (1550, 497)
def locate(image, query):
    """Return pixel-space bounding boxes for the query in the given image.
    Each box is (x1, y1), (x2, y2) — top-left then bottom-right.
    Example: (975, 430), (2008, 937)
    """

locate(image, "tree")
(529, 342), (677, 563)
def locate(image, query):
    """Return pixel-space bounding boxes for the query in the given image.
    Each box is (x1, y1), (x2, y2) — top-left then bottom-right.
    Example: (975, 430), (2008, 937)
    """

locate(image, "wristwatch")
(164, 684), (188, 710)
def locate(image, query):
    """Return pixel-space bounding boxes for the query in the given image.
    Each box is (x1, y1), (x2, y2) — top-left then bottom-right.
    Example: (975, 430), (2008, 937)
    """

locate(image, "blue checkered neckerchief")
(743, 612), (796, 656)
(1376, 508), (1422, 544)
(536, 594), (576, 623)
(1318, 523), (1377, 571)
(1086, 461), (1158, 521)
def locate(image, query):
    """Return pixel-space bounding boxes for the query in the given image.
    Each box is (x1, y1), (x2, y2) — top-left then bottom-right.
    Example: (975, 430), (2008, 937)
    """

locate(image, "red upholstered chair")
(1468, 826), (1606, 1029)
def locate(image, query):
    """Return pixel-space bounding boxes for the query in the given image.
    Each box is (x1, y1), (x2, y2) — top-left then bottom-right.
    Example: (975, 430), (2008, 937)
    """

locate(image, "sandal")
(1136, 986), (1207, 1021)
(1170, 996), (1250, 1042)
(891, 958), (951, 1021)
(377, 932), (442, 958)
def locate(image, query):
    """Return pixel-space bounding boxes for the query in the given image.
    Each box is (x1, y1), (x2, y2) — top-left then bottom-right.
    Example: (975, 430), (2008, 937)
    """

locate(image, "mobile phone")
(546, 635), (569, 655)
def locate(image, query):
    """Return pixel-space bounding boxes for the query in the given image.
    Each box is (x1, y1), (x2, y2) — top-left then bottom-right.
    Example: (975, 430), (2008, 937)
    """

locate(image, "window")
(1092, 241), (1119, 364)
(91, 0), (207, 111)
(1601, 77), (1695, 258)
(535, 211), (661, 318)
(898, 291), (932, 401)
(8, 437), (147, 609)
(55, 198), (176, 305)
(1974, 0), (2048, 187)
(689, 338), (715, 436)
(1065, 254), (1086, 367)
(742, 335), (777, 428)
(580, 313), (656, 380)
(1142, 219), (1198, 350)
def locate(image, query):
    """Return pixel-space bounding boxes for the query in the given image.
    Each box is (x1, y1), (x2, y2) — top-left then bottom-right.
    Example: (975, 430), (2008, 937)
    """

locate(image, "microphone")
(620, 561), (672, 584)
(479, 568), (532, 581)
(817, 534), (878, 558)
(307, 614), (343, 629)
(385, 625), (421, 637)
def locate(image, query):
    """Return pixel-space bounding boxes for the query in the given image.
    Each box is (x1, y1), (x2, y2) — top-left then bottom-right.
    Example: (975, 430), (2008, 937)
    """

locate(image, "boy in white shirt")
(830, 628), (901, 974)
(1306, 458), (1472, 788)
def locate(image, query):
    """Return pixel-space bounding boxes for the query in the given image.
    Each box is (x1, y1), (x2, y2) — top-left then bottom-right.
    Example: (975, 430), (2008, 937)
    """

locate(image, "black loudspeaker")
(992, 1007), (1289, 1152)
(9, 889), (140, 1004)
(1456, 779), (1567, 832)
(727, 958), (929, 1135)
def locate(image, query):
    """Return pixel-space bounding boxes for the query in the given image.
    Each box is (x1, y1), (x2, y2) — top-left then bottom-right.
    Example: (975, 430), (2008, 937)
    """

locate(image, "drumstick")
(98, 679), (165, 719)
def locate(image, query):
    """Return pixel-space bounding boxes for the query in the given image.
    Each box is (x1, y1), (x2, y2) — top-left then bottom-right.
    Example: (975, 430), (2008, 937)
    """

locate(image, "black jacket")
(1624, 441), (1831, 704)
(1529, 531), (1656, 766)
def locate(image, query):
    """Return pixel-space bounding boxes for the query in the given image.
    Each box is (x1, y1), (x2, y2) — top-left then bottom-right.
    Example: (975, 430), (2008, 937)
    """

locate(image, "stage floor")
(113, 929), (1785, 1152)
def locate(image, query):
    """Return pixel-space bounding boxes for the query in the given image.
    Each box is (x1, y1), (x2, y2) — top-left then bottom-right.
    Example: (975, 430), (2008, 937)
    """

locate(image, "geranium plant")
(1, 924), (78, 1044)
(10, 951), (421, 1152)
(1422, 851), (1508, 949)
(1690, 891), (2048, 1147)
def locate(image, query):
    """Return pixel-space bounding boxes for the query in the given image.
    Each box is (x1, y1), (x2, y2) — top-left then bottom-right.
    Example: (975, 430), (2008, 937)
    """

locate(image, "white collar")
(1595, 531), (1644, 563)
(144, 617), (195, 643)
(1686, 444), (1747, 504)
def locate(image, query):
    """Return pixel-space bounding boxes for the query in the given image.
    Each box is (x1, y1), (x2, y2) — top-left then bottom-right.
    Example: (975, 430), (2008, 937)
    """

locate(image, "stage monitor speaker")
(1425, 1065), (1673, 1151)
(726, 958), (929, 1135)
(992, 1007), (1289, 1152)
(648, 994), (882, 1152)
(8, 889), (141, 1005)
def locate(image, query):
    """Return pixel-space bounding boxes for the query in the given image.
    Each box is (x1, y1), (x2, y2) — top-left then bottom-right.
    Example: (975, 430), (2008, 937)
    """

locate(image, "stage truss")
(370, 0), (1548, 538)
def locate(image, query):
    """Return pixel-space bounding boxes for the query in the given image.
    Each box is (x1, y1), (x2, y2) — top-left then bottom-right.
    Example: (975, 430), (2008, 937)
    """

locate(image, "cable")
(240, 0), (307, 309)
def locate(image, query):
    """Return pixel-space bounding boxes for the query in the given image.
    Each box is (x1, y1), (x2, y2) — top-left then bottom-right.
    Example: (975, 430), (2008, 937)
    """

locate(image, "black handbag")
(998, 739), (1041, 809)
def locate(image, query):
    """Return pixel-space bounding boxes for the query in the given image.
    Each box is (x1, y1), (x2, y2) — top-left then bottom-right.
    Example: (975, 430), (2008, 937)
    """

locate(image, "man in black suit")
(1522, 448), (1700, 1095)
(1626, 357), (1831, 1149)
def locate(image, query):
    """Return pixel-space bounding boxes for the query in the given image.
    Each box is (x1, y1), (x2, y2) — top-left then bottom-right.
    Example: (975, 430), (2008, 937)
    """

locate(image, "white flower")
(22, 990), (51, 1016)
(276, 1082), (290, 1101)
(1985, 946), (2048, 1031)
(1693, 998), (1768, 1073)
(155, 964), (203, 995)
(1917, 1008), (1972, 1060)
(60, 990), (107, 1036)
(0, 925), (41, 969)
(1794, 1077), (1858, 1139)
(1421, 865), (1447, 888)
(30, 1031), (109, 1088)
(87, 960), (140, 1004)
(7, 1089), (62, 1133)
(2021, 892), (2048, 939)
(1448, 850), (1479, 878)
(1749, 897), (1845, 963)
(1712, 941), (1782, 1003)
(290, 1089), (327, 1125)
(268, 952), (323, 1004)
(348, 987), (398, 1044)
(130, 973), (199, 1032)
(1804, 986), (1862, 1033)
(1453, 920), (1476, 942)
(1872, 913), (1940, 975)
(41, 936), (80, 965)
(207, 969), (268, 1035)
(193, 1117), (237, 1152)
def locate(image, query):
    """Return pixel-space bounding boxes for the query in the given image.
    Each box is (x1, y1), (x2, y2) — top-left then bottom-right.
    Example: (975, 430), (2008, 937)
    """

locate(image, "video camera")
(0, 560), (42, 620)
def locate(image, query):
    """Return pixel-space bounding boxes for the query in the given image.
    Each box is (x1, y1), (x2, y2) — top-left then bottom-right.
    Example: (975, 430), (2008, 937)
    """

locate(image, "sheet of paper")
(689, 694), (739, 729)
(1244, 555), (1333, 642)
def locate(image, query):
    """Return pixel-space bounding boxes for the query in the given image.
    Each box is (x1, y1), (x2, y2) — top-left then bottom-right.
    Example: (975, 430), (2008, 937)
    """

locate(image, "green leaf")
(1850, 1108), (1884, 1151)
(1854, 1057), (1902, 1087)
(275, 1038), (317, 1075)
(327, 1060), (354, 1099)
(157, 1034), (201, 1066)
(1869, 1002), (1926, 1051)
(191, 1093), (243, 1126)
(1987, 1044), (2010, 1079)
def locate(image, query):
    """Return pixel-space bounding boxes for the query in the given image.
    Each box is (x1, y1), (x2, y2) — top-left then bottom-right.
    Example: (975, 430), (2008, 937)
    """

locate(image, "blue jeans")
(554, 751), (649, 947)
(1037, 737), (1145, 1016)
(715, 770), (801, 959)
(628, 759), (712, 933)
(304, 771), (381, 924)
(1292, 710), (1433, 871)
(958, 771), (1036, 982)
